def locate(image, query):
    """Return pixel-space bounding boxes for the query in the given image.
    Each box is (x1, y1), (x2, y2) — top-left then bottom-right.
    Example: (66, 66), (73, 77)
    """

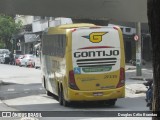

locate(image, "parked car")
(15, 55), (24, 65)
(19, 54), (35, 67)
(1, 53), (10, 64)
(0, 49), (10, 64)
(0, 54), (3, 63)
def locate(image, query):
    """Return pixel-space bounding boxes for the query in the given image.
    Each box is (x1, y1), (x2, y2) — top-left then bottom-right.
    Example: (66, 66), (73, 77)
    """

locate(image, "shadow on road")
(5, 95), (148, 111)
(0, 82), (45, 100)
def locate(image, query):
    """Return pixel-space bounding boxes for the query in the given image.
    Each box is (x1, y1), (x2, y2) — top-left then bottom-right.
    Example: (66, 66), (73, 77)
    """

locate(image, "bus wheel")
(104, 99), (117, 106)
(59, 87), (69, 107)
(46, 90), (53, 97)
(108, 99), (117, 106)
(62, 90), (70, 107)
(58, 87), (63, 105)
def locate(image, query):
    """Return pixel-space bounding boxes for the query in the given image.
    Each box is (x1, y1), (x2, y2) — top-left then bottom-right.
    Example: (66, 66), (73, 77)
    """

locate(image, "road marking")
(7, 89), (15, 91)
(21, 117), (39, 120)
(24, 89), (30, 91)
(39, 88), (43, 90)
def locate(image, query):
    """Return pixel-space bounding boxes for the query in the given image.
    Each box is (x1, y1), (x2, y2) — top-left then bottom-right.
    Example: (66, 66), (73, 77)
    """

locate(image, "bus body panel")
(41, 24), (125, 102)
(67, 86), (125, 101)
(70, 27), (124, 91)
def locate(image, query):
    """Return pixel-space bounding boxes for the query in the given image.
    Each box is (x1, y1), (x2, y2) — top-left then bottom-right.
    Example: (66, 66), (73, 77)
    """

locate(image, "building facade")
(14, 16), (151, 62)
(14, 16), (72, 54)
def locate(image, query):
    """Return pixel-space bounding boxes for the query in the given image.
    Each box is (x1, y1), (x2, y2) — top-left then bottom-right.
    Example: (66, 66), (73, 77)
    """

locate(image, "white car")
(0, 54), (3, 63)
(0, 49), (10, 64)
(20, 54), (35, 67)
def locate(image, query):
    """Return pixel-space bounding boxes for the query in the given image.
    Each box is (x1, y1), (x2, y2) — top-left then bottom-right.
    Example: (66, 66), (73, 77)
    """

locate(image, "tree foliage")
(0, 14), (22, 50)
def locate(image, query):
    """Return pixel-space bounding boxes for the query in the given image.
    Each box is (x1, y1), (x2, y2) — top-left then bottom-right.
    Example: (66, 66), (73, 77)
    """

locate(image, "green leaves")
(0, 14), (22, 49)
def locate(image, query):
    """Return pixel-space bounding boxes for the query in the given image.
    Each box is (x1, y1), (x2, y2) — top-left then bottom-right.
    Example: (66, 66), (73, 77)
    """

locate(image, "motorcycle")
(143, 78), (153, 110)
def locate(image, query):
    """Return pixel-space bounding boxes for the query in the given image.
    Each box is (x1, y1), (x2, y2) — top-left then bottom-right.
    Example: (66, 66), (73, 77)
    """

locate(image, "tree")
(147, 0), (160, 119)
(0, 14), (22, 50)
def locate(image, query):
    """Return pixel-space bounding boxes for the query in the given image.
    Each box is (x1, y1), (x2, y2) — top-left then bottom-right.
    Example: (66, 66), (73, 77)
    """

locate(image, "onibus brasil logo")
(82, 32), (108, 43)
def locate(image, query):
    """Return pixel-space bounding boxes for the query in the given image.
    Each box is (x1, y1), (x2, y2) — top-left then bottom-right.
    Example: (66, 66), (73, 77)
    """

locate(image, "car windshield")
(25, 55), (33, 58)
(15, 55), (20, 59)
(18, 55), (24, 59)
(0, 49), (10, 54)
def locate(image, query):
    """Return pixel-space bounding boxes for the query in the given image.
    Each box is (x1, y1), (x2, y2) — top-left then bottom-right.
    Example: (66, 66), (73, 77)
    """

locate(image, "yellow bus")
(41, 23), (125, 106)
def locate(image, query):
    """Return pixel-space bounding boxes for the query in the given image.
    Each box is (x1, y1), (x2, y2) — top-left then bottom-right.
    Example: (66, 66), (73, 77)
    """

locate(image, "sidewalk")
(0, 80), (18, 111)
(0, 99), (17, 111)
(125, 62), (153, 94)
(0, 80), (2, 85)
(126, 62), (153, 80)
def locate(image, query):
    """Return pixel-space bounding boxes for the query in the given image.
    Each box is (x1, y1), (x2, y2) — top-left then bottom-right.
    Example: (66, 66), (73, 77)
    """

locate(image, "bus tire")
(46, 90), (53, 97)
(62, 90), (69, 107)
(59, 86), (69, 107)
(108, 99), (117, 106)
(58, 87), (63, 105)
(104, 99), (117, 106)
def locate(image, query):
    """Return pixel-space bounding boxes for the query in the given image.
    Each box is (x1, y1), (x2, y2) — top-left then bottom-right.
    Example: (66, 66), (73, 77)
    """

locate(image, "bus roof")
(47, 23), (96, 35)
(58, 23), (95, 29)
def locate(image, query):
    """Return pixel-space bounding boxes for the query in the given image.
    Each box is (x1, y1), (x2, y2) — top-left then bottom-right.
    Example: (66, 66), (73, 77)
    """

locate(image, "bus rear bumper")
(67, 86), (125, 101)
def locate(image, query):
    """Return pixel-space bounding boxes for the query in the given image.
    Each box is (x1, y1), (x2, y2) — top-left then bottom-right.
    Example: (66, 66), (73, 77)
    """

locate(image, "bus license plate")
(93, 92), (103, 96)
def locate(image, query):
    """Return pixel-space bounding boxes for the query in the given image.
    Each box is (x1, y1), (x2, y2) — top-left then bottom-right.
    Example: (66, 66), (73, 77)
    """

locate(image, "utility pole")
(135, 22), (142, 76)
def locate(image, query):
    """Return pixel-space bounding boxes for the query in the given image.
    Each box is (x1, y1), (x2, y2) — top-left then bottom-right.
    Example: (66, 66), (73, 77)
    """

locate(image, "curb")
(126, 68), (136, 70)
(0, 99), (18, 111)
(126, 86), (147, 94)
(0, 80), (3, 85)
(129, 77), (145, 80)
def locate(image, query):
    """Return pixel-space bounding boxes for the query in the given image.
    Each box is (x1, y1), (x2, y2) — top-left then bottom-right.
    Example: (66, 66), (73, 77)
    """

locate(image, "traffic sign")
(134, 35), (139, 41)
(17, 42), (20, 46)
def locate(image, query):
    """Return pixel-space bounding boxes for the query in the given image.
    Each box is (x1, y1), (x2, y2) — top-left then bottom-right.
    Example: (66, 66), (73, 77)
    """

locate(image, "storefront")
(23, 33), (40, 54)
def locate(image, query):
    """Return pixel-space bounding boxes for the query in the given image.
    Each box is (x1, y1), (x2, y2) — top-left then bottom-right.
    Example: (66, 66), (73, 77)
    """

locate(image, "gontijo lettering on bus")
(74, 49), (119, 58)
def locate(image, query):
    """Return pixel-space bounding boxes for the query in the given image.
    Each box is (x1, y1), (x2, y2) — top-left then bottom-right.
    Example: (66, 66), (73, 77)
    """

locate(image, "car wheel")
(25, 62), (28, 67)
(32, 63), (35, 67)
(19, 63), (22, 67)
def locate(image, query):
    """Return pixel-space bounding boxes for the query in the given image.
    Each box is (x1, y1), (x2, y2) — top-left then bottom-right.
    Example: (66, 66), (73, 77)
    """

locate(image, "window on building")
(125, 28), (131, 32)
(120, 28), (123, 32)
(34, 16), (41, 21)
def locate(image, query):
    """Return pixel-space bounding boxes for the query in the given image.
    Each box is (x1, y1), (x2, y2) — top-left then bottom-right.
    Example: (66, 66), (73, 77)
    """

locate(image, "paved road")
(0, 64), (152, 120)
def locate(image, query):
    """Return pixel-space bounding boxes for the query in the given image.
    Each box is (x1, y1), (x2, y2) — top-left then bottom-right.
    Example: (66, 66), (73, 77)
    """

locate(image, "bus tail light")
(71, 28), (77, 32)
(69, 70), (79, 90)
(116, 67), (125, 88)
(113, 26), (120, 30)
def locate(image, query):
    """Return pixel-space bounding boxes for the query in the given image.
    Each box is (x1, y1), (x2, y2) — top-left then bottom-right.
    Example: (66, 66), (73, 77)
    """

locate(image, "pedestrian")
(9, 52), (14, 65)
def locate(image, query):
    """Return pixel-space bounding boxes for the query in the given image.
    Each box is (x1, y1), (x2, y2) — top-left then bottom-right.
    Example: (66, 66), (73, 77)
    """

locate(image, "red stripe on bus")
(78, 46), (114, 50)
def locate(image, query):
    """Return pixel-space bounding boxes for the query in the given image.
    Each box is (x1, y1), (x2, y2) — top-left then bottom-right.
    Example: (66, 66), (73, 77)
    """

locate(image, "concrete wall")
(15, 15), (34, 25)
